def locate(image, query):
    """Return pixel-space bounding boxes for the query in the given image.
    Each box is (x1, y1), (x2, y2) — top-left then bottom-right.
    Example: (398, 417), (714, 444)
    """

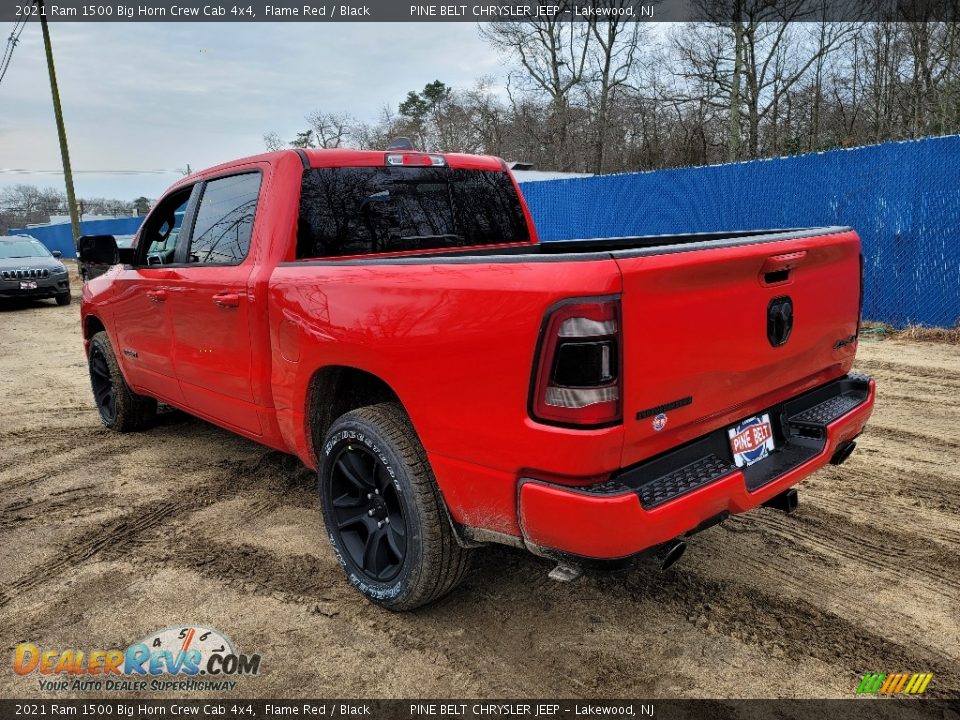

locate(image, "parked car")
(79, 147), (876, 610)
(0, 235), (71, 305)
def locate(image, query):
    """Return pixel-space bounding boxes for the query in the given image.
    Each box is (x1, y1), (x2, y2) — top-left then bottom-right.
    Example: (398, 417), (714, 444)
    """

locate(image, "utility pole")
(36, 0), (81, 249)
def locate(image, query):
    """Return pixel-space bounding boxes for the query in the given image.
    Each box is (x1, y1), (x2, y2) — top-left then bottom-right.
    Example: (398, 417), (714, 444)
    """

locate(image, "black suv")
(0, 235), (72, 305)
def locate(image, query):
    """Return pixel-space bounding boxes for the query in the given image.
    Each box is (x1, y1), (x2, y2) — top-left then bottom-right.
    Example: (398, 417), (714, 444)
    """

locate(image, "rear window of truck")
(296, 167), (530, 258)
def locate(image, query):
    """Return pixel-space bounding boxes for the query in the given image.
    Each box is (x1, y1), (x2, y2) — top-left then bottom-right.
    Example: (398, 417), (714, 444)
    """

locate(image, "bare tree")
(674, 0), (860, 159)
(586, 0), (646, 172)
(480, 10), (593, 169)
(263, 131), (284, 151)
(255, 17), (960, 175)
(306, 111), (354, 148)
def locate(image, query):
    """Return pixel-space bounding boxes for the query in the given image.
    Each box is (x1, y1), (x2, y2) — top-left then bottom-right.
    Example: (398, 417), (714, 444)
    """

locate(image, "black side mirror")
(77, 235), (119, 265)
(52, 250), (63, 259)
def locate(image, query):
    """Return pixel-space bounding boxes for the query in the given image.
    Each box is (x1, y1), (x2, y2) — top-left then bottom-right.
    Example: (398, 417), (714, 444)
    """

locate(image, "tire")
(319, 403), (470, 610)
(88, 331), (157, 432)
(56, 292), (71, 306)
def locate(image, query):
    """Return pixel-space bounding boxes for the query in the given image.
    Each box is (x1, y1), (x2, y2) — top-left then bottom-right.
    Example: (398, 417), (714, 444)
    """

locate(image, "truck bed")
(285, 227), (843, 264)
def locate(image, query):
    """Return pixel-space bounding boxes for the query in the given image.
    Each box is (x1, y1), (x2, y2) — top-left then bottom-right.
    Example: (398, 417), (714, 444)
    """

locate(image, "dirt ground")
(1, 262), (957, 700)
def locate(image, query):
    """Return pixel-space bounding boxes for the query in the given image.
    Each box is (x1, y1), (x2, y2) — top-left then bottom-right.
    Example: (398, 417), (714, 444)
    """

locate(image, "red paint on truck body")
(81, 148), (875, 561)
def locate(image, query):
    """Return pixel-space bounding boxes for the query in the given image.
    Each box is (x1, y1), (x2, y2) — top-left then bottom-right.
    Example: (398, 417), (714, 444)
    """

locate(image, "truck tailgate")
(616, 229), (862, 467)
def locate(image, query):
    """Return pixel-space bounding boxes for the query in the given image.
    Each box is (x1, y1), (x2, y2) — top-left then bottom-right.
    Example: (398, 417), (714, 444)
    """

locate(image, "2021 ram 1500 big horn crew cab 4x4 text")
(79, 147), (875, 610)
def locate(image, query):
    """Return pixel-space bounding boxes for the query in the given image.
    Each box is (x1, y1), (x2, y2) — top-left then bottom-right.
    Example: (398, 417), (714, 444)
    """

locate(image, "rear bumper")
(518, 373), (876, 560)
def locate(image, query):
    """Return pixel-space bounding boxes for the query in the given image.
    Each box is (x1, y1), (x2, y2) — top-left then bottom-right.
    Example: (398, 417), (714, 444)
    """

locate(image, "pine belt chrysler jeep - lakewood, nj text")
(79, 146), (876, 609)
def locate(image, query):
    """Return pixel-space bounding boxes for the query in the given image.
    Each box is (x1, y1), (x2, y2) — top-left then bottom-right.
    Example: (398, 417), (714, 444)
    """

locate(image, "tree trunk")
(727, 21), (744, 162)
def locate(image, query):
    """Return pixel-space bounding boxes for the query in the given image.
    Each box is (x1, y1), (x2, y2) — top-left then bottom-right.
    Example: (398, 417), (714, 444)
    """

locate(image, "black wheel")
(55, 292), (71, 306)
(88, 331), (157, 432)
(319, 403), (470, 610)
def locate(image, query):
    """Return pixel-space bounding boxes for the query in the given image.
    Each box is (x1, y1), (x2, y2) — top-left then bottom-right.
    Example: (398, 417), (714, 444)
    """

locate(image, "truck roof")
(177, 148), (507, 188)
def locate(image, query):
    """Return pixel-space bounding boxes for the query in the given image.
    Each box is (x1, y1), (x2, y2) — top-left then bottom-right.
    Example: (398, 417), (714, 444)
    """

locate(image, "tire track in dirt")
(867, 425), (960, 455)
(0, 426), (126, 488)
(748, 507), (960, 597)
(0, 448), (315, 610)
(810, 465), (960, 545)
(857, 358), (960, 387)
(0, 486), (112, 530)
(0, 501), (177, 608)
(610, 567), (960, 698)
(688, 516), (960, 672)
(114, 538), (344, 605)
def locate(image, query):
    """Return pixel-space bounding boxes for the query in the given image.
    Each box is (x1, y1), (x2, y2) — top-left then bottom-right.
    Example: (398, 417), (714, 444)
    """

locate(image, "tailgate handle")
(761, 251), (806, 285)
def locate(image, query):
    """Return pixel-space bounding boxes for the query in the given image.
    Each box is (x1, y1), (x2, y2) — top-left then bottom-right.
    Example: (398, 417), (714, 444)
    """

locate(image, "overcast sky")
(0, 23), (504, 200)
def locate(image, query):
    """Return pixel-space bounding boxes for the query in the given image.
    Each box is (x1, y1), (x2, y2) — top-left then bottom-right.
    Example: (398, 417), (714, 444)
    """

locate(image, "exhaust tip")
(657, 539), (686, 571)
(830, 440), (857, 465)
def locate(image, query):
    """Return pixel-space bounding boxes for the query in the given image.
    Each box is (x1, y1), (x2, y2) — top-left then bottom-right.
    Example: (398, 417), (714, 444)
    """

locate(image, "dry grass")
(861, 321), (960, 344)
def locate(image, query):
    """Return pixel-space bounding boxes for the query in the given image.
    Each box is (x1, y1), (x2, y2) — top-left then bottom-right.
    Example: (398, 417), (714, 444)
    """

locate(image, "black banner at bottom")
(1, 699), (958, 720)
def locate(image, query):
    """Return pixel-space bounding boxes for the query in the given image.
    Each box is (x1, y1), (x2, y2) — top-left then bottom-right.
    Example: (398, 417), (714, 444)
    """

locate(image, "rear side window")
(187, 172), (262, 264)
(296, 167), (530, 258)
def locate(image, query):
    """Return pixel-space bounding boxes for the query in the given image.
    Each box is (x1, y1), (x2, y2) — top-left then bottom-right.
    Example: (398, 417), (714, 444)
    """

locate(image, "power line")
(0, 17), (29, 88)
(0, 20), (24, 76)
(0, 168), (184, 175)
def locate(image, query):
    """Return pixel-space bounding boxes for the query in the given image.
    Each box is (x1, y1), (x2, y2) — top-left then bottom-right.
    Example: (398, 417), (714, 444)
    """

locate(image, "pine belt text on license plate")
(728, 413), (775, 467)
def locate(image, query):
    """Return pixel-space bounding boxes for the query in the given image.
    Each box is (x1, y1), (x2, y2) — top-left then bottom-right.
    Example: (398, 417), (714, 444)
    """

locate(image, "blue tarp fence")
(520, 136), (960, 328)
(9, 216), (143, 260)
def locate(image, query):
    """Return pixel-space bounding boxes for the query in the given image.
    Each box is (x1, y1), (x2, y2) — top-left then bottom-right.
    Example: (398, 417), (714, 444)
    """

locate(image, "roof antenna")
(387, 137), (415, 151)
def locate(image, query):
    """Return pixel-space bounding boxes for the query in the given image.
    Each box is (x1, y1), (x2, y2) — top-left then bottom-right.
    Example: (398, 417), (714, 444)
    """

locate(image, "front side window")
(139, 188), (191, 265)
(297, 167), (530, 259)
(187, 173), (262, 265)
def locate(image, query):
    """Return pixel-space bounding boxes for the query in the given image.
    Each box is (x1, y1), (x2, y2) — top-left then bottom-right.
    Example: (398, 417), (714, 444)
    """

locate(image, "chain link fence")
(520, 136), (960, 328)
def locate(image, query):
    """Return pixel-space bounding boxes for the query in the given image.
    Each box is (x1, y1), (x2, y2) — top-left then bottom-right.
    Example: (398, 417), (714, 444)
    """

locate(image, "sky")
(0, 23), (505, 200)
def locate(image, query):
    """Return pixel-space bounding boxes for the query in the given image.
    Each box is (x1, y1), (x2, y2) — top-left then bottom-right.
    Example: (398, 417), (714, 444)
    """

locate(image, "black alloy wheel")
(327, 443), (407, 582)
(89, 343), (116, 424)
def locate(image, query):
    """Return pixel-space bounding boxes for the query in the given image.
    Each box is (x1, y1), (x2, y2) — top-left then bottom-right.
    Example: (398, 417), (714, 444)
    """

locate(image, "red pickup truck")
(80, 147), (876, 609)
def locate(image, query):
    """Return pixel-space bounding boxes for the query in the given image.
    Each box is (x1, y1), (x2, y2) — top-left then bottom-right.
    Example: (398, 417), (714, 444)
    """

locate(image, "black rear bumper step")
(636, 454), (733, 509)
(584, 373), (871, 509)
(790, 393), (864, 425)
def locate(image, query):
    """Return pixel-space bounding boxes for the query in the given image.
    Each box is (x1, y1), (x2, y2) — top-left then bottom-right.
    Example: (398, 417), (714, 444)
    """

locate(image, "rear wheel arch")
(303, 365), (470, 549)
(304, 365), (404, 464)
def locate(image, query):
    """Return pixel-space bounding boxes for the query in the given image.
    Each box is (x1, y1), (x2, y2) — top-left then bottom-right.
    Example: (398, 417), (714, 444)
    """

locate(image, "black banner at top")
(6, 0), (960, 23)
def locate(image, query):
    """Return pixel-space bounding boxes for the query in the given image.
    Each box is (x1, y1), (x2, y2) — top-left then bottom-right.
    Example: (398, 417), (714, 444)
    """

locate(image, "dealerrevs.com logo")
(13, 625), (261, 693)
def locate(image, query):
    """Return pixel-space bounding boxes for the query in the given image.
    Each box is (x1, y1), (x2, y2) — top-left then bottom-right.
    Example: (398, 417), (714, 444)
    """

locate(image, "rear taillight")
(531, 297), (622, 427)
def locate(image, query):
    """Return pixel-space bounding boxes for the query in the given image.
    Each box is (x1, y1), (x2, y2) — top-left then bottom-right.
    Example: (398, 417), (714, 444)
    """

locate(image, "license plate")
(728, 413), (775, 467)
(20, 281), (37, 290)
